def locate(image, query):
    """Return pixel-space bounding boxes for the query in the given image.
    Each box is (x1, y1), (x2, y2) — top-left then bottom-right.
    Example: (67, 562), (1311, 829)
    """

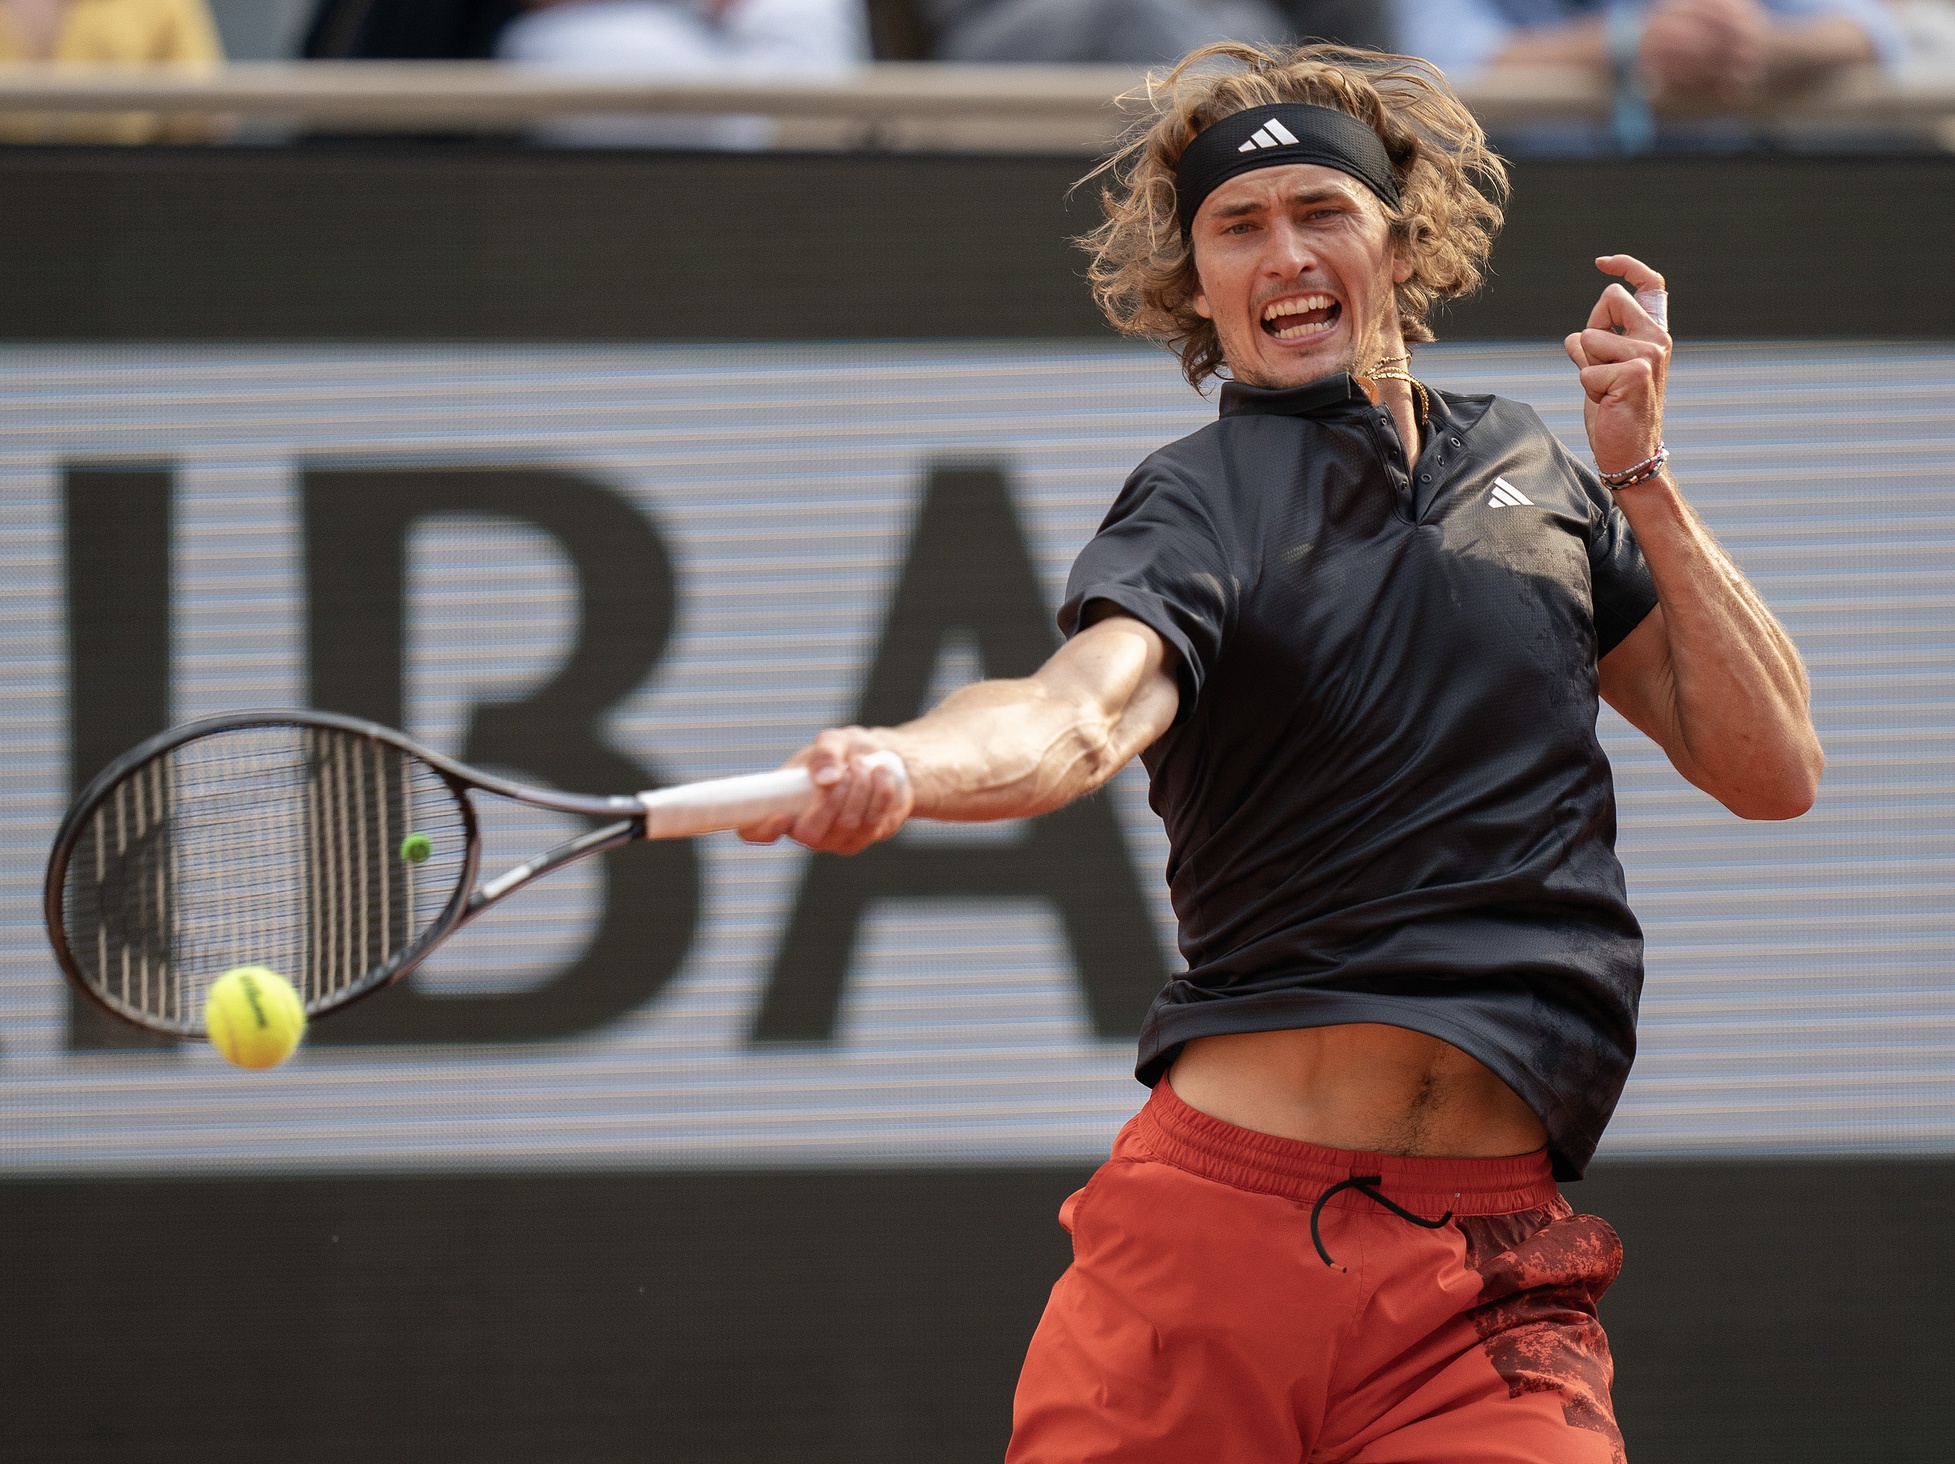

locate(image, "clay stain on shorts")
(1460, 1202), (1627, 1464)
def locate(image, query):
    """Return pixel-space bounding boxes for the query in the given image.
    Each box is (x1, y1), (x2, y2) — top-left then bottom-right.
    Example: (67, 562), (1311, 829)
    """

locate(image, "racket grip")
(636, 751), (907, 840)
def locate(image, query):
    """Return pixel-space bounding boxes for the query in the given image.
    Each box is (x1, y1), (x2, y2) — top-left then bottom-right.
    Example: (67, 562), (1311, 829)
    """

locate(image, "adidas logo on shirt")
(1487, 477), (1534, 509)
(1237, 118), (1302, 152)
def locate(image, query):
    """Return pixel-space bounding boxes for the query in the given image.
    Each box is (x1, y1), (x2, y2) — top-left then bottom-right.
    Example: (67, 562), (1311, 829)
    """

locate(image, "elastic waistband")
(1126, 1079), (1557, 1216)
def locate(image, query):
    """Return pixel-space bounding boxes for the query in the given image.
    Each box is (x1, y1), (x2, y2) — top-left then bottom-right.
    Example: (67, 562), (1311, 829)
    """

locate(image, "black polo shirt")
(1059, 373), (1660, 1179)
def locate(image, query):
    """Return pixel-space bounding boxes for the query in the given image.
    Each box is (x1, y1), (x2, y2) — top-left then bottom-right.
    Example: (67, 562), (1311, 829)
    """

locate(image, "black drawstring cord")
(1309, 1175), (1454, 1269)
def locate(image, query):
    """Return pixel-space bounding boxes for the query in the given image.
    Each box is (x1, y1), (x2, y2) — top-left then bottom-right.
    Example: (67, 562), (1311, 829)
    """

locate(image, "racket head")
(44, 711), (480, 1037)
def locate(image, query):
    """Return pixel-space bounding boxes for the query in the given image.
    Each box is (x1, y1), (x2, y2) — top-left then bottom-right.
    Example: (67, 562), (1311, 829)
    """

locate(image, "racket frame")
(44, 708), (653, 1029)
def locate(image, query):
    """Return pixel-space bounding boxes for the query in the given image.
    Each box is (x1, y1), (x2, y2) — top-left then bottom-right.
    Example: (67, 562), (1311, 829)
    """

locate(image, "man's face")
(1189, 163), (1410, 390)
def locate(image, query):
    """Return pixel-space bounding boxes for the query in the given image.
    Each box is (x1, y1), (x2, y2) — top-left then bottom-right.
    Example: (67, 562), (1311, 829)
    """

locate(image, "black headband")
(1174, 103), (1400, 234)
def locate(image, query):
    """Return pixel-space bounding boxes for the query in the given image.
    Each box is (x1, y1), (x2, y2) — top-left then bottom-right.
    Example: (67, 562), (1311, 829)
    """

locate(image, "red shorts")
(1007, 1081), (1625, 1464)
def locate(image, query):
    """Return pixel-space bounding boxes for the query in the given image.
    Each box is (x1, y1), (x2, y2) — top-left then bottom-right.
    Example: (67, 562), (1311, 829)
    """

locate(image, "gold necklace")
(1359, 353), (1429, 427)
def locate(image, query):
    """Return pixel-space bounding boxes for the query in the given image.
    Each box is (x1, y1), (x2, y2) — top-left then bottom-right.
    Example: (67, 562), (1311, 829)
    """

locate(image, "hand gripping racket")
(42, 709), (904, 1036)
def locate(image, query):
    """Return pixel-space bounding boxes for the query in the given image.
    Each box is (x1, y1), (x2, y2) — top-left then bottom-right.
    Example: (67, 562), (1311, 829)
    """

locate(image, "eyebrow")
(1208, 187), (1354, 220)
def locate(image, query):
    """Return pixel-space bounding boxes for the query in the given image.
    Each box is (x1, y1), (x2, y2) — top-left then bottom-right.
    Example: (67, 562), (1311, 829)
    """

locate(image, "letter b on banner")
(303, 469), (698, 1043)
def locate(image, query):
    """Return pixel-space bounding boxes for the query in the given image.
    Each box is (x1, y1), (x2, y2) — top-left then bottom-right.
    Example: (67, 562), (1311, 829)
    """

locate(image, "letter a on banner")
(753, 465), (1169, 1044)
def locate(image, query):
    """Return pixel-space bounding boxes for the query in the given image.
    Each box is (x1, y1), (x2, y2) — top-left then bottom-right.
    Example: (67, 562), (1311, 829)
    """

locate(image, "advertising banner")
(3, 341), (1950, 1172)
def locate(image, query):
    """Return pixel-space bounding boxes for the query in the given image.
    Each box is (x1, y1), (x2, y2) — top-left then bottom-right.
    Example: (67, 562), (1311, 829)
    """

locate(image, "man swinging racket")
(743, 41), (1821, 1463)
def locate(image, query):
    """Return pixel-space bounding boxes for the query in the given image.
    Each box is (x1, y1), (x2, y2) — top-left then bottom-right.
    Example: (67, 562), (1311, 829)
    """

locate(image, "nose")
(1264, 216), (1316, 278)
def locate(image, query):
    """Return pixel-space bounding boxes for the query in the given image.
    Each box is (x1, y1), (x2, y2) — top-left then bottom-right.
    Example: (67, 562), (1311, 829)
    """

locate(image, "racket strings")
(61, 726), (469, 1033)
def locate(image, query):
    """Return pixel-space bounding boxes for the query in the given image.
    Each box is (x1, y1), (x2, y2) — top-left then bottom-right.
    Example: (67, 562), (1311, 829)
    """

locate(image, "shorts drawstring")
(1310, 1175), (1454, 1269)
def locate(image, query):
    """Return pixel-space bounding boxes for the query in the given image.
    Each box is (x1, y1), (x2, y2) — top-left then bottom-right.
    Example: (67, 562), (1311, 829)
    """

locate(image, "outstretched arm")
(740, 612), (1180, 855)
(1572, 254), (1823, 820)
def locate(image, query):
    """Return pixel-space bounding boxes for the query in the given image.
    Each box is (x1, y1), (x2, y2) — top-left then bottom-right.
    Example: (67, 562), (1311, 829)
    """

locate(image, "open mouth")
(1260, 294), (1341, 341)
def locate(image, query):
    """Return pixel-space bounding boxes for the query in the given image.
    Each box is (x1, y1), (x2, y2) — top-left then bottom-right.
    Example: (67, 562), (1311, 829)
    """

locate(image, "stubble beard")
(1222, 330), (1364, 392)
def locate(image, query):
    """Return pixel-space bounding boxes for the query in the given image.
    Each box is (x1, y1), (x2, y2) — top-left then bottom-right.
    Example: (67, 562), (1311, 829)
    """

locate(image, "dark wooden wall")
(5, 1160), (1953, 1463)
(0, 146), (1945, 341)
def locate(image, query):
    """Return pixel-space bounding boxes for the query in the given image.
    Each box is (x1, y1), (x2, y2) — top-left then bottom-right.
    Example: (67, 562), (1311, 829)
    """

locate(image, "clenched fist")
(1565, 254), (1672, 479)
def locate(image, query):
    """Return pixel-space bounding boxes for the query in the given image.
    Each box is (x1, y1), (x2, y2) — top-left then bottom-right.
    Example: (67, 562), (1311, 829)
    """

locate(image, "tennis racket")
(43, 709), (903, 1036)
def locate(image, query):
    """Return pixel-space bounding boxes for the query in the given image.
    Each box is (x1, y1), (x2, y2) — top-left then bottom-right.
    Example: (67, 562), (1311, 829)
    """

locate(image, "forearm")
(1766, 14), (1876, 80)
(1491, 17), (1607, 68)
(883, 674), (1153, 822)
(888, 614), (1177, 821)
(1614, 472), (1822, 816)
(756, 614), (1179, 854)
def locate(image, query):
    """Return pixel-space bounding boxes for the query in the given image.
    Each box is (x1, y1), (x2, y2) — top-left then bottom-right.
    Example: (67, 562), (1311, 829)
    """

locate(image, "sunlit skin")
(744, 168), (1822, 1161)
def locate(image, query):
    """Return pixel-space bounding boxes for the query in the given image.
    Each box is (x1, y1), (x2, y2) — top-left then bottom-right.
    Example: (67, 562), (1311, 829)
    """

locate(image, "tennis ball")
(204, 966), (306, 1070)
(400, 832), (432, 864)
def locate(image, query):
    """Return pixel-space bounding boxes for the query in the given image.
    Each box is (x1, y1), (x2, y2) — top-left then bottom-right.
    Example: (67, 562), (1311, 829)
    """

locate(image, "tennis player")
(744, 42), (1822, 1462)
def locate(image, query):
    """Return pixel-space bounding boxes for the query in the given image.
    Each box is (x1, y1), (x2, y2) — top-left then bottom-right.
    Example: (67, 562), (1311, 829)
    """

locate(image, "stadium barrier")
(0, 59), (1946, 149)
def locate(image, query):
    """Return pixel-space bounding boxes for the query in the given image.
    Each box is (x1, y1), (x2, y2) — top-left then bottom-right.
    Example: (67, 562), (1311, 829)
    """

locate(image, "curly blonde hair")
(1081, 43), (1509, 389)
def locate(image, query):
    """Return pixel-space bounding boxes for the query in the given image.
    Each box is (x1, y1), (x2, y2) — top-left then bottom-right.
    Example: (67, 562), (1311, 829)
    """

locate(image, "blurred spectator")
(498, 0), (863, 75)
(303, 0), (520, 57)
(496, 0), (867, 146)
(305, 0), (1387, 69)
(1396, 0), (1903, 106)
(0, 0), (224, 140)
(306, 0), (862, 145)
(0, 0), (221, 60)
(934, 0), (1388, 63)
(308, 0), (863, 68)
(1890, 0), (1955, 72)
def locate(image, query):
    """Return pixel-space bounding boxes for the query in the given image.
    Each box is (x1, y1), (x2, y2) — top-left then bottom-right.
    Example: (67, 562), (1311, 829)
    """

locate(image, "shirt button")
(1451, 437), (1463, 447)
(1419, 473), (1431, 483)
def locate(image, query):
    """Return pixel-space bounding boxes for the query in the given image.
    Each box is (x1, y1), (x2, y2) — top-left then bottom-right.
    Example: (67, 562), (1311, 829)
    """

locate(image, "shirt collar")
(1217, 374), (1370, 419)
(1220, 374), (1474, 441)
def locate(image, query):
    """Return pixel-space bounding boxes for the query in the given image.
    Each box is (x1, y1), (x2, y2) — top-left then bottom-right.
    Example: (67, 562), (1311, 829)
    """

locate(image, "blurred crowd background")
(3, 0), (1951, 152)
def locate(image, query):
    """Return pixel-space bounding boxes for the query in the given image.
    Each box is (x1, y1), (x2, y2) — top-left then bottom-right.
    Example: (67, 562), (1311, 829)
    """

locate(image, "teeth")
(1271, 317), (1336, 340)
(1261, 293), (1335, 322)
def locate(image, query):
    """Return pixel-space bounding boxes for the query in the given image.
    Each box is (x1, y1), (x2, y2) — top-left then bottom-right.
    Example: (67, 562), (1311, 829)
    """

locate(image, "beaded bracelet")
(1598, 445), (1668, 490)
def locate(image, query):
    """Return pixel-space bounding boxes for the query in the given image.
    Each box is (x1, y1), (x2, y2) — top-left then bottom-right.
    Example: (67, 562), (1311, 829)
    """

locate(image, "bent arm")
(892, 612), (1180, 821)
(1598, 480), (1822, 819)
(1571, 254), (1821, 821)
(743, 612), (1180, 855)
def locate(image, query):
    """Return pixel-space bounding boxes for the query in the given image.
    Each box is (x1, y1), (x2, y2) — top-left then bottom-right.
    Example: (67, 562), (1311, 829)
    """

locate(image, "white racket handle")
(636, 751), (908, 840)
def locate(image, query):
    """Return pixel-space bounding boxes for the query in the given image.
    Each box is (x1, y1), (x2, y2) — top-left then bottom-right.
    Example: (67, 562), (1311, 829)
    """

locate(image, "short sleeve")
(1058, 463), (1236, 718)
(1570, 456), (1660, 658)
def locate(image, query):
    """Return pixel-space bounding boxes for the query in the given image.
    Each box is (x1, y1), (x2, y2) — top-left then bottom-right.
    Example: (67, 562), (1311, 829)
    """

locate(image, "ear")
(1192, 285), (1212, 321)
(1390, 239), (1414, 286)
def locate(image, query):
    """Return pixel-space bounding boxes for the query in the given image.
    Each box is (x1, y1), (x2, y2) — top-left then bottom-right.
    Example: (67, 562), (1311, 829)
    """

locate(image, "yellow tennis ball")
(204, 966), (307, 1070)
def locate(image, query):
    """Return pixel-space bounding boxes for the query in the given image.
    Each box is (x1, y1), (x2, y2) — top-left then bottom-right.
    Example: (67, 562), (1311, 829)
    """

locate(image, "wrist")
(1611, 467), (1676, 503)
(872, 728), (929, 809)
(1597, 443), (1669, 488)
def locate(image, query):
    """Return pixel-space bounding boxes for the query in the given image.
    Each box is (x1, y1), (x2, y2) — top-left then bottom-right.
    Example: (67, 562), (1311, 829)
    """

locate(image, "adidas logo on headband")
(1237, 117), (1302, 153)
